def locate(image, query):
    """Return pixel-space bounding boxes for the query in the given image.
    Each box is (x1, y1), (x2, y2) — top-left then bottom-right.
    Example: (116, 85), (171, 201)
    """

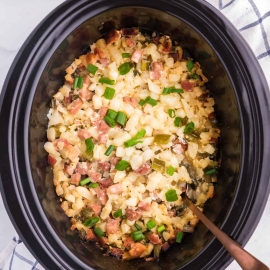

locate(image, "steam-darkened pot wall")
(29, 7), (240, 270)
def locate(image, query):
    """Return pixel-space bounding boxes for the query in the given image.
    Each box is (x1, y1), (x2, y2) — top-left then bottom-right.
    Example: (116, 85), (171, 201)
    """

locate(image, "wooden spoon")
(181, 193), (269, 270)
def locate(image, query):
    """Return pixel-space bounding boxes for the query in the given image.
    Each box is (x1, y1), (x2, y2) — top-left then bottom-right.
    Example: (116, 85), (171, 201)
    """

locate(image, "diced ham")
(90, 203), (102, 216)
(98, 133), (108, 144)
(70, 224), (76, 231)
(131, 49), (143, 63)
(123, 96), (138, 107)
(106, 218), (120, 234)
(107, 184), (123, 195)
(168, 209), (176, 217)
(98, 106), (109, 117)
(122, 28), (139, 36)
(70, 173), (81, 185)
(86, 229), (97, 241)
(98, 236), (108, 247)
(134, 163), (152, 175)
(67, 98), (83, 115)
(78, 88), (94, 101)
(105, 29), (121, 45)
(48, 155), (57, 167)
(88, 171), (102, 182)
(75, 162), (90, 175)
(96, 120), (110, 133)
(150, 70), (161, 80)
(147, 233), (162, 244)
(162, 39), (172, 53)
(99, 58), (111, 67)
(123, 237), (134, 250)
(98, 161), (111, 172)
(83, 75), (91, 85)
(172, 137), (188, 154)
(150, 61), (163, 80)
(53, 138), (69, 150)
(152, 61), (163, 71)
(64, 92), (72, 105)
(129, 243), (147, 258)
(96, 188), (108, 205)
(126, 38), (135, 48)
(64, 165), (74, 176)
(77, 129), (91, 140)
(161, 242), (170, 252)
(110, 156), (121, 166)
(181, 80), (194, 92)
(126, 209), (141, 221)
(95, 47), (106, 58)
(109, 248), (123, 258)
(137, 201), (150, 211)
(98, 177), (113, 188)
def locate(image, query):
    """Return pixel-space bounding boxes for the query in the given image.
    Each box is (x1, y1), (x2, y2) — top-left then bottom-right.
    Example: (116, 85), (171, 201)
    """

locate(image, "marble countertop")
(0, 1), (269, 269)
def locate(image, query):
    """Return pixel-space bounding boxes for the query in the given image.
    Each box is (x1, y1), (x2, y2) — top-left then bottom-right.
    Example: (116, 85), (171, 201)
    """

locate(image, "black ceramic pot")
(0, 0), (270, 269)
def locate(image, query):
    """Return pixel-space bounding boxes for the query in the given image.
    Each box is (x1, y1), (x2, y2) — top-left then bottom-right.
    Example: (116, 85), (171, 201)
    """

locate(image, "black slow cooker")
(0, 0), (270, 269)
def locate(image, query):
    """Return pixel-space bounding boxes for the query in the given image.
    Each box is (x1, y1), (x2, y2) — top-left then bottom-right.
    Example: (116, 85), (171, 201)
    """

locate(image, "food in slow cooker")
(44, 28), (220, 261)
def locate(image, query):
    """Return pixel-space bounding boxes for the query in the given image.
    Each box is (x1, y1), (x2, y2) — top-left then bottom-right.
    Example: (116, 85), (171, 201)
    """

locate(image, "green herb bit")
(115, 160), (130, 171)
(134, 223), (142, 231)
(124, 138), (143, 148)
(176, 231), (184, 243)
(139, 99), (147, 106)
(94, 227), (104, 237)
(184, 122), (195, 133)
(80, 177), (91, 186)
(168, 109), (176, 118)
(87, 64), (98, 75)
(113, 209), (123, 218)
(104, 115), (116, 127)
(166, 166), (175, 176)
(73, 77), (79, 89)
(165, 189), (178, 202)
(162, 87), (173, 95)
(205, 168), (217, 175)
(122, 53), (131, 58)
(77, 76), (83, 89)
(105, 145), (115, 156)
(171, 88), (184, 93)
(187, 59), (194, 72)
(145, 96), (158, 106)
(118, 62), (131, 75)
(83, 217), (99, 227)
(85, 138), (94, 153)
(131, 230), (145, 242)
(191, 73), (199, 79)
(122, 215), (127, 219)
(151, 158), (166, 173)
(135, 129), (146, 139)
(157, 225), (166, 233)
(115, 112), (127, 126)
(104, 87), (115, 100)
(99, 77), (115, 85)
(153, 134), (171, 144)
(106, 109), (118, 120)
(174, 117), (181, 127)
(89, 182), (99, 188)
(146, 219), (156, 230)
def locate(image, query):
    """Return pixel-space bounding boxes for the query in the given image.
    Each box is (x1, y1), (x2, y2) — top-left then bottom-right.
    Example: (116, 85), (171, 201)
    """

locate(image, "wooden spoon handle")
(182, 197), (269, 270)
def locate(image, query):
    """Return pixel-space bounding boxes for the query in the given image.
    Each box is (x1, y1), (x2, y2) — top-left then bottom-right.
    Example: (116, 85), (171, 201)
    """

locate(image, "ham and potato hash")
(44, 28), (220, 261)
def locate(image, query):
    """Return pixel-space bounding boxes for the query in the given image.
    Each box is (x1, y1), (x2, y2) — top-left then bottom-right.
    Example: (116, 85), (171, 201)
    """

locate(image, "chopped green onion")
(154, 134), (171, 144)
(171, 88), (184, 93)
(168, 109), (176, 118)
(184, 122), (195, 133)
(165, 189), (178, 202)
(187, 59), (194, 72)
(122, 53), (131, 58)
(83, 217), (99, 227)
(105, 145), (115, 156)
(122, 215), (127, 219)
(174, 117), (181, 127)
(99, 77), (115, 85)
(118, 62), (131, 75)
(146, 219), (156, 230)
(80, 177), (91, 186)
(115, 160), (130, 171)
(205, 168), (217, 175)
(152, 158), (166, 173)
(87, 64), (98, 75)
(145, 96), (158, 106)
(162, 87), (173, 95)
(191, 73), (199, 79)
(104, 87), (115, 100)
(139, 99), (147, 106)
(131, 231), (145, 242)
(106, 109), (118, 120)
(157, 225), (166, 233)
(176, 231), (184, 243)
(85, 138), (94, 152)
(124, 138), (143, 148)
(135, 129), (146, 139)
(166, 166), (175, 176)
(89, 182), (99, 188)
(115, 112), (127, 126)
(113, 209), (123, 218)
(104, 115), (116, 127)
(77, 76), (83, 89)
(134, 223), (142, 230)
(94, 227), (104, 237)
(73, 77), (79, 89)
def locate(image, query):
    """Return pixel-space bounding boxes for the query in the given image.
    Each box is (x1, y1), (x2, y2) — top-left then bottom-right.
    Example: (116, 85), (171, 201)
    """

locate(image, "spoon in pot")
(181, 193), (269, 270)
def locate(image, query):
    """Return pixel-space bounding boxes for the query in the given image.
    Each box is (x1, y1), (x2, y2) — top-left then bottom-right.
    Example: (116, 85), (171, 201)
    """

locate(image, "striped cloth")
(1, 0), (269, 269)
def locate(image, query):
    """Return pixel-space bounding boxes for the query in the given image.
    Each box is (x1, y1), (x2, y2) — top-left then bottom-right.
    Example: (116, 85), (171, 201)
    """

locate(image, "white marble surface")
(0, 1), (269, 269)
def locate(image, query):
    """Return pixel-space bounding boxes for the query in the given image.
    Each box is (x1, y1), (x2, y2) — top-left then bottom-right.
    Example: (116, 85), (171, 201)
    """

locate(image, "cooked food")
(44, 28), (220, 261)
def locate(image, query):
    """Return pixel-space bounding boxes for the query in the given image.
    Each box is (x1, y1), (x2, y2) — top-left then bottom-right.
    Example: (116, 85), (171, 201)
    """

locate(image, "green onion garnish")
(171, 88), (184, 93)
(162, 87), (172, 95)
(187, 59), (194, 72)
(104, 115), (116, 127)
(77, 76), (83, 89)
(157, 225), (166, 233)
(118, 62), (131, 75)
(205, 168), (217, 175)
(134, 223), (142, 230)
(136, 129), (146, 139)
(146, 219), (156, 230)
(115, 112), (127, 126)
(105, 145), (115, 156)
(80, 177), (91, 186)
(99, 77), (115, 85)
(124, 129), (146, 148)
(73, 77), (79, 89)
(85, 138), (94, 152)
(115, 160), (130, 171)
(168, 109), (176, 118)
(145, 96), (158, 106)
(191, 74), (199, 79)
(165, 189), (178, 202)
(166, 166), (175, 176)
(139, 99), (147, 106)
(176, 231), (184, 243)
(122, 53), (131, 58)
(131, 230), (145, 242)
(89, 182), (99, 188)
(94, 227), (104, 237)
(87, 64), (98, 75)
(83, 217), (99, 227)
(122, 215), (127, 219)
(113, 209), (123, 218)
(104, 87), (115, 100)
(184, 122), (195, 133)
(106, 109), (118, 120)
(174, 117), (181, 127)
